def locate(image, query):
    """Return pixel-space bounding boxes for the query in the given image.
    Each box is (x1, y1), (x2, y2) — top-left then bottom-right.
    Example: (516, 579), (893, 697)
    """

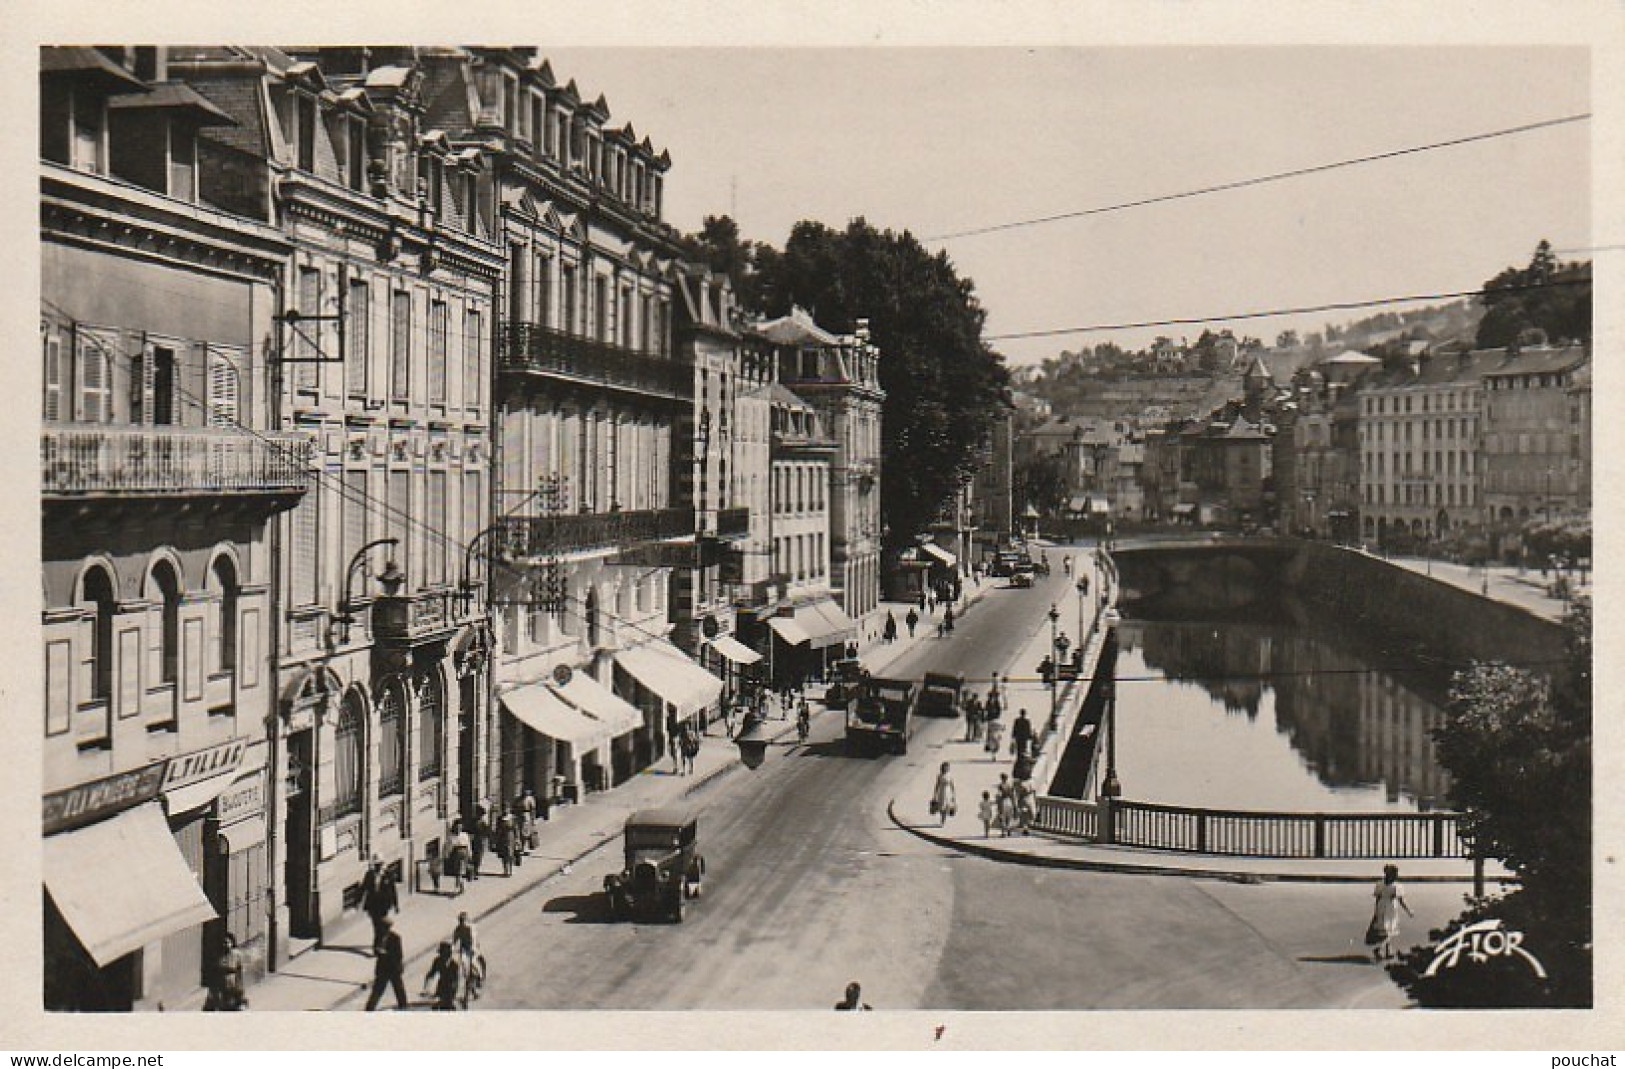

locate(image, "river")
(1095, 594), (1457, 814)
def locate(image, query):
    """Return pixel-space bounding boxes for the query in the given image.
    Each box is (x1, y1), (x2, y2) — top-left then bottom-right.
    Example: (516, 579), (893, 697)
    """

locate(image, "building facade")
(40, 47), (308, 1009)
(1478, 341), (1590, 528)
(1358, 350), (1494, 547)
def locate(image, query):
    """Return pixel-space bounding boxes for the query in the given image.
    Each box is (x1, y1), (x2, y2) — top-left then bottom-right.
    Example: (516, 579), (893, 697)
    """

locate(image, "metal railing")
(42, 425), (311, 496)
(371, 589), (462, 647)
(1034, 795), (1466, 859)
(496, 507), (695, 559)
(499, 321), (689, 400)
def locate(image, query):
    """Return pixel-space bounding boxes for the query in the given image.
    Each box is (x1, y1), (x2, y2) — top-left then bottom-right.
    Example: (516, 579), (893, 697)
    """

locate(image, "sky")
(542, 45), (1592, 365)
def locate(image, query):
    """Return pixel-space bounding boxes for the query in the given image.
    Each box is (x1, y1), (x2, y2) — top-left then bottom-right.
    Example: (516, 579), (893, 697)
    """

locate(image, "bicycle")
(796, 704), (811, 744)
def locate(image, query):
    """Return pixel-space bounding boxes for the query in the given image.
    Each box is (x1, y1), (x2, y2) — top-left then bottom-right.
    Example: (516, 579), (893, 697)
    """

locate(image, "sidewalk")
(243, 580), (982, 1011)
(1381, 554), (1587, 623)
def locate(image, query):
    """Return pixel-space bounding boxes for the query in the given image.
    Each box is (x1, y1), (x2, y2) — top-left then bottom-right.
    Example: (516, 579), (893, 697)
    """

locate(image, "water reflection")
(1112, 615), (1452, 813)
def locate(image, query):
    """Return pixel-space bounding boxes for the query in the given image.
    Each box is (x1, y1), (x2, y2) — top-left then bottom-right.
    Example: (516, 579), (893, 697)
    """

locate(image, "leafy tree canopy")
(1474, 240), (1592, 349)
(1390, 599), (1592, 1007)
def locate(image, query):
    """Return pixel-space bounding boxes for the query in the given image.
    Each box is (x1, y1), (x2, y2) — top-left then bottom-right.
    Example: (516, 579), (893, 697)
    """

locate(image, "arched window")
(377, 680), (405, 798)
(417, 672), (443, 782)
(82, 565), (116, 702)
(151, 560), (182, 685)
(334, 692), (365, 818)
(212, 556), (238, 673)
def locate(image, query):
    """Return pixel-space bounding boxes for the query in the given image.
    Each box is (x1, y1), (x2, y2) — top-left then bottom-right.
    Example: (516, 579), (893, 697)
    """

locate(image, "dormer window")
(346, 115), (367, 191)
(296, 93), (316, 172)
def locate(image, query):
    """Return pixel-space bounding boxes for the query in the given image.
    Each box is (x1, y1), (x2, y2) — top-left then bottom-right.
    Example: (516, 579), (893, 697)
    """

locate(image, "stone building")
(173, 46), (504, 950)
(40, 46), (308, 1009)
(1478, 338), (1590, 528)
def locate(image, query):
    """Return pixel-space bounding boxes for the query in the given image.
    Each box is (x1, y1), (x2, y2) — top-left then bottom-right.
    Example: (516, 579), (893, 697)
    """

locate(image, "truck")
(917, 671), (965, 718)
(823, 657), (868, 710)
(845, 676), (915, 755)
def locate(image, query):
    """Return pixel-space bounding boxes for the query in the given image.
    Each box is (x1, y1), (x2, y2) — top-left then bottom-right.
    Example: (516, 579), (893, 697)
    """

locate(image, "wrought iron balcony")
(42, 425), (311, 498)
(496, 507), (696, 560)
(499, 322), (690, 401)
(371, 589), (461, 648)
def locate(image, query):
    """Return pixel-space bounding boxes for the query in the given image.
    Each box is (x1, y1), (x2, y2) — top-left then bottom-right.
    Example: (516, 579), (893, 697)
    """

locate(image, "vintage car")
(1009, 567), (1035, 588)
(604, 809), (705, 923)
(823, 657), (868, 709)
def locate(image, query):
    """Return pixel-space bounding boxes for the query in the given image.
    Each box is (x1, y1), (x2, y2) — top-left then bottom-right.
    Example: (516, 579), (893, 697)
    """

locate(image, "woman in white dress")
(930, 762), (957, 826)
(1371, 863), (1414, 961)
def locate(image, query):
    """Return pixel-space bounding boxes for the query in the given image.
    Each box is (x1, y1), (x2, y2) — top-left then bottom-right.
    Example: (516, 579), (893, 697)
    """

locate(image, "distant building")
(1478, 339), (1590, 530)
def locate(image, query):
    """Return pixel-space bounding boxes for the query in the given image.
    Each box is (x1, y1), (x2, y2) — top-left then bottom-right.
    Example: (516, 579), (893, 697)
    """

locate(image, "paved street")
(304, 556), (1471, 1013)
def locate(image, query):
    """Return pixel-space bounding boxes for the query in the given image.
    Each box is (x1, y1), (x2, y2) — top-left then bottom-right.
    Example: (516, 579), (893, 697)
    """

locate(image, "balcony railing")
(371, 589), (461, 648)
(496, 507), (696, 560)
(42, 425), (312, 497)
(771, 430), (837, 456)
(500, 322), (690, 401)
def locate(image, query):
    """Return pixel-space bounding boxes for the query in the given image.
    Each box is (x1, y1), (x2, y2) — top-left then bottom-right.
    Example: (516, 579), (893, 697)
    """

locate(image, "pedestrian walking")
(996, 776), (1016, 837)
(205, 933), (247, 1011)
(987, 674), (1004, 720)
(509, 798), (526, 869)
(918, 590), (927, 613)
(1011, 709), (1035, 761)
(469, 806), (489, 882)
(359, 856), (398, 956)
(943, 605), (955, 633)
(1367, 864), (1414, 962)
(905, 607), (919, 638)
(883, 612), (897, 643)
(452, 910), (484, 1006)
(984, 716), (1004, 759)
(668, 711), (683, 773)
(978, 791), (996, 839)
(364, 916), (409, 1011)
(963, 694), (980, 742)
(1013, 778), (1037, 835)
(520, 789), (539, 848)
(493, 809), (516, 876)
(681, 724), (700, 776)
(422, 941), (463, 1011)
(929, 762), (957, 826)
(445, 818), (471, 896)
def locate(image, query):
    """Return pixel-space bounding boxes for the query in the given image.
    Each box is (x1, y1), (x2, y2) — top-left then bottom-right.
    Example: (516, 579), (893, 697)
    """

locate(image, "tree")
(1389, 599), (1592, 1007)
(1474, 240), (1592, 349)
(680, 214), (776, 312)
(1013, 450), (1069, 519)
(1275, 329), (1299, 350)
(753, 218), (1010, 552)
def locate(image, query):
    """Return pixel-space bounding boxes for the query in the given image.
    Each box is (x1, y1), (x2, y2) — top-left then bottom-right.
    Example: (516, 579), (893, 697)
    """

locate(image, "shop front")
(43, 763), (218, 1011)
(497, 680), (612, 807)
(614, 638), (725, 759)
(705, 631), (764, 712)
(547, 667), (644, 788)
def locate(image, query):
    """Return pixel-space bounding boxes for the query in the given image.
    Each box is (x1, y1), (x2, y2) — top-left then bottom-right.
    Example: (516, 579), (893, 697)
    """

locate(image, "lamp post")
(1047, 603), (1061, 729)
(1076, 577), (1089, 649)
(328, 537), (401, 648)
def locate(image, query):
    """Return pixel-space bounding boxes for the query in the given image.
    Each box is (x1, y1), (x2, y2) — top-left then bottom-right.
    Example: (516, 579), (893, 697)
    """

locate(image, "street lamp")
(1047, 603), (1061, 729)
(328, 538), (401, 648)
(1076, 576), (1089, 649)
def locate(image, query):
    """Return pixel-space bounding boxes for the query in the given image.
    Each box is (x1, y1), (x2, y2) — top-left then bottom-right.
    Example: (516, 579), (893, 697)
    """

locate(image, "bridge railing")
(1034, 796), (1467, 859)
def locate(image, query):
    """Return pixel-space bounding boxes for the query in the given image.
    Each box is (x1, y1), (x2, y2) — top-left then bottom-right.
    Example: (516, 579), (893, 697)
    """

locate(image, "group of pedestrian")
(976, 772), (1036, 837)
(671, 720), (700, 775)
(421, 910), (486, 1010)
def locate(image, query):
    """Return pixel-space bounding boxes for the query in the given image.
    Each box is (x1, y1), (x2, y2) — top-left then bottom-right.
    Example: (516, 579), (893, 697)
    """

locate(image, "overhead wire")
(43, 301), (699, 651)
(983, 276), (1593, 341)
(923, 113), (1591, 243)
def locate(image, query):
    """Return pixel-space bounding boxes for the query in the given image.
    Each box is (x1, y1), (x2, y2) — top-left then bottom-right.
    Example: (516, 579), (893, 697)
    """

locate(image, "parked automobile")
(1009, 568), (1035, 588)
(604, 809), (705, 923)
(824, 657), (868, 710)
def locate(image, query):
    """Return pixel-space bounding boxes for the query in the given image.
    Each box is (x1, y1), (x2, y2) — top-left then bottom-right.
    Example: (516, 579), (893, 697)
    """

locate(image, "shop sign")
(42, 761), (167, 835)
(163, 739), (248, 793)
(215, 775), (265, 827)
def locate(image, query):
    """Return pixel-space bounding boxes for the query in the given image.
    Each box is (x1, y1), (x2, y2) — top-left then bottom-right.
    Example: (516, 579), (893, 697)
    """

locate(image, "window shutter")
(75, 327), (112, 423)
(208, 348), (240, 427)
(346, 279), (369, 397)
(297, 267), (322, 390)
(42, 325), (62, 422)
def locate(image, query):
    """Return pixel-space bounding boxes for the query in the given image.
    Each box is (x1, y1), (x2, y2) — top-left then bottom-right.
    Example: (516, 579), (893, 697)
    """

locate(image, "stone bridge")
(1108, 535), (1311, 598)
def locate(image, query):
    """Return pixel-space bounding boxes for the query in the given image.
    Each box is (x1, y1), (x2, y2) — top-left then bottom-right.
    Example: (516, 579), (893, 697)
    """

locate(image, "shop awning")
(801, 599), (858, 650)
(769, 616), (811, 646)
(617, 641), (725, 716)
(500, 684), (612, 750)
(1172, 503), (1197, 516)
(920, 543), (957, 568)
(708, 633), (762, 666)
(43, 802), (218, 967)
(551, 672), (644, 737)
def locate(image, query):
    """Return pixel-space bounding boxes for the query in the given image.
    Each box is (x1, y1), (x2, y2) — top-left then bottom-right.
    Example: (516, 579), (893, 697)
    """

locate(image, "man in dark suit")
(364, 916), (409, 1011)
(360, 856), (398, 955)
